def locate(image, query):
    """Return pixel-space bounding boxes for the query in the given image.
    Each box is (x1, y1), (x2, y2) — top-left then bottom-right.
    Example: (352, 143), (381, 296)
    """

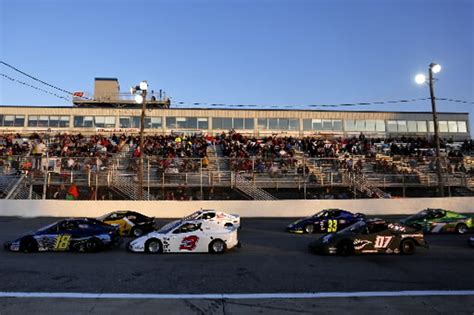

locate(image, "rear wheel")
(145, 238), (162, 254)
(131, 226), (143, 237)
(337, 240), (354, 256)
(400, 239), (416, 255)
(21, 238), (38, 253)
(209, 239), (226, 254)
(304, 224), (314, 234)
(455, 223), (468, 235)
(86, 238), (101, 253)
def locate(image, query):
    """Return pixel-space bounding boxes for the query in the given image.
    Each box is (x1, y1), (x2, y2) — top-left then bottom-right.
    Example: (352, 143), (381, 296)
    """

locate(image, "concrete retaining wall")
(0, 197), (473, 218)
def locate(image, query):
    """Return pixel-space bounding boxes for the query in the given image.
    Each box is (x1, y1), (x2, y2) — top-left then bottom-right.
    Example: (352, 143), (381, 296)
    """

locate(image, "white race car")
(183, 209), (240, 229)
(128, 220), (240, 254)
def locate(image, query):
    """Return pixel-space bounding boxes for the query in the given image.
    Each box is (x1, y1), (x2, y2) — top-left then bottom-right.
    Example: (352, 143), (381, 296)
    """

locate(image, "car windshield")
(97, 212), (113, 221)
(183, 211), (202, 221)
(338, 221), (366, 234)
(36, 222), (59, 233)
(157, 220), (182, 234)
(410, 210), (429, 220)
(312, 211), (326, 218)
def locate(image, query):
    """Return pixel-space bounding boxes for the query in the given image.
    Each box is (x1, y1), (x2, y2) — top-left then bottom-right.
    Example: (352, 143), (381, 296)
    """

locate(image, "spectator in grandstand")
(67, 182), (79, 200)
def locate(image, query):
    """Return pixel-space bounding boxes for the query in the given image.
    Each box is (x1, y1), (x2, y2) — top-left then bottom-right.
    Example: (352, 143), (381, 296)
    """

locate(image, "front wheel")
(304, 224), (314, 234)
(145, 238), (162, 254)
(21, 238), (38, 253)
(455, 223), (468, 235)
(400, 239), (416, 255)
(209, 239), (226, 254)
(337, 240), (354, 256)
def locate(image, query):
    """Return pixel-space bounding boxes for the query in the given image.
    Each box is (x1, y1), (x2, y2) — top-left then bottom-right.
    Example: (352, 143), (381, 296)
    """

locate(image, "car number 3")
(374, 236), (393, 248)
(54, 235), (71, 250)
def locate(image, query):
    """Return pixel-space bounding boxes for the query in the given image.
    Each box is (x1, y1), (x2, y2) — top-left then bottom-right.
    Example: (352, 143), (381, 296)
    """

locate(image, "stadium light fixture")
(415, 74), (426, 85)
(415, 63), (444, 197)
(139, 81), (148, 91)
(134, 94), (143, 104)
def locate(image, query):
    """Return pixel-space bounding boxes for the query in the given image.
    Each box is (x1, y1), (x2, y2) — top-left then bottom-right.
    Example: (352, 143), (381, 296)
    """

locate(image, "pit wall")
(0, 197), (473, 218)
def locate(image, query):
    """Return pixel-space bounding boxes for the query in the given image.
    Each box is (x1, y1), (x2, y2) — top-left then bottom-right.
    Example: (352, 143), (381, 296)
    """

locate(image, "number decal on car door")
(374, 236), (393, 248)
(54, 234), (71, 250)
(327, 220), (338, 232)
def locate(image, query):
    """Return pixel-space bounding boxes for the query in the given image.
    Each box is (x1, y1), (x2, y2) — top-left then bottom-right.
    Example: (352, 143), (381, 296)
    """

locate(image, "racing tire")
(400, 239), (416, 255)
(21, 237), (38, 253)
(145, 238), (162, 254)
(304, 224), (314, 234)
(455, 223), (468, 235)
(85, 238), (102, 253)
(209, 239), (226, 254)
(131, 226), (144, 237)
(337, 240), (354, 256)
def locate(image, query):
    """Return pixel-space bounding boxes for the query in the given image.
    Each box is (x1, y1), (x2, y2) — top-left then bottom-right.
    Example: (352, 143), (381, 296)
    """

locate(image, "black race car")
(309, 219), (428, 255)
(287, 209), (365, 234)
(98, 210), (156, 237)
(4, 218), (121, 253)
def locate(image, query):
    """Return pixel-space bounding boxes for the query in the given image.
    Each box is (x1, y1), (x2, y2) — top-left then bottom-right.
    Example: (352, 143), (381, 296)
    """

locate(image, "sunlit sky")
(0, 0), (472, 120)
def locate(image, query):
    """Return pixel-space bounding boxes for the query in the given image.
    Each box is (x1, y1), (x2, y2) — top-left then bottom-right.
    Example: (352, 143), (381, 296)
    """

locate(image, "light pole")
(131, 81), (148, 200)
(415, 63), (444, 197)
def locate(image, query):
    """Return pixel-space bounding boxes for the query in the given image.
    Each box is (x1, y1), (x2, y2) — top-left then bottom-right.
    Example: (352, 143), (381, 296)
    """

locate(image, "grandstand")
(0, 78), (472, 201)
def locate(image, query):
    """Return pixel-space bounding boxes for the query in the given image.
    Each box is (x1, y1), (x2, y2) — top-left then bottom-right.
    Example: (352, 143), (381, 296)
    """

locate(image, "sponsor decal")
(179, 235), (199, 251)
(354, 239), (372, 250)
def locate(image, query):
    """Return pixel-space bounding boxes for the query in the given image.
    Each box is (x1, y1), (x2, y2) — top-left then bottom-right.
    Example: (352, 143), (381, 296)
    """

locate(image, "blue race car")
(286, 209), (365, 234)
(4, 218), (121, 253)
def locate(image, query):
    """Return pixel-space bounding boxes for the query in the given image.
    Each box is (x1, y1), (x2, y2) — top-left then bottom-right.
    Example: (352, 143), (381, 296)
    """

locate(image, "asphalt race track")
(0, 216), (473, 294)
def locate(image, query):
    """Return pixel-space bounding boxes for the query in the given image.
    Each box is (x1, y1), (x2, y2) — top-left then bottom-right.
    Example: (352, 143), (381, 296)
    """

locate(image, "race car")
(98, 210), (156, 237)
(128, 220), (239, 254)
(400, 208), (473, 234)
(287, 209), (365, 234)
(181, 209), (240, 229)
(308, 219), (428, 255)
(4, 218), (121, 253)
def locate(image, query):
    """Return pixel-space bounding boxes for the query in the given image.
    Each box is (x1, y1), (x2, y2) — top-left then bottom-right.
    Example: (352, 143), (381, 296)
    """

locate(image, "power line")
(0, 73), (71, 102)
(0, 60), (75, 96)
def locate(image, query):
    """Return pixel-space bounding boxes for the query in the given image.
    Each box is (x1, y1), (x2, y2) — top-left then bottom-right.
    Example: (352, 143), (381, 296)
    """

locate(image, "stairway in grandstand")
(6, 174), (42, 200)
(349, 173), (391, 198)
(109, 144), (152, 200)
(234, 173), (276, 200)
(0, 172), (23, 198)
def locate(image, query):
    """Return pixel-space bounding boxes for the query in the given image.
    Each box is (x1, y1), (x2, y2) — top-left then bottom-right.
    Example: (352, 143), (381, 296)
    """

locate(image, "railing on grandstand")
(0, 155), (473, 200)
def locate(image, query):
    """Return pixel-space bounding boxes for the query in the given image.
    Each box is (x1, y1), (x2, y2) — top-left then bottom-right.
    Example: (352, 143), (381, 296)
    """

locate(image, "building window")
(233, 118), (244, 129)
(375, 120), (385, 132)
(289, 119), (299, 131)
(387, 120), (397, 132)
(244, 118), (254, 130)
(458, 121), (467, 133)
(333, 120), (343, 131)
(28, 116), (38, 127)
(166, 117), (176, 129)
(197, 118), (208, 129)
(416, 121), (427, 132)
(397, 120), (407, 132)
(365, 120), (375, 132)
(428, 121), (434, 132)
(438, 121), (448, 132)
(345, 120), (356, 131)
(448, 121), (458, 133)
(407, 121), (417, 132)
(257, 118), (267, 130)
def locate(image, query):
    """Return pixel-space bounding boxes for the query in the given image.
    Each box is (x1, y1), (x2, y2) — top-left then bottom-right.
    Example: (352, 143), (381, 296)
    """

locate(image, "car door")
(36, 223), (62, 251)
(168, 222), (207, 253)
(321, 211), (339, 233)
(428, 210), (448, 233)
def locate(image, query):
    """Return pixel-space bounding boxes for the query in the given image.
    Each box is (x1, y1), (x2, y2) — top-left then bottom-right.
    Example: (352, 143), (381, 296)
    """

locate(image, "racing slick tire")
(336, 240), (354, 256)
(400, 239), (416, 255)
(145, 238), (163, 254)
(131, 226), (144, 237)
(455, 223), (468, 235)
(209, 239), (226, 254)
(85, 238), (102, 253)
(304, 224), (314, 234)
(20, 237), (38, 253)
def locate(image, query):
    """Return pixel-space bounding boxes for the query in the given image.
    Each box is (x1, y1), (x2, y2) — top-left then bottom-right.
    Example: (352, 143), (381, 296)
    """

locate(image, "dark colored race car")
(97, 210), (156, 237)
(287, 209), (365, 234)
(309, 219), (428, 255)
(4, 218), (121, 253)
(400, 208), (473, 234)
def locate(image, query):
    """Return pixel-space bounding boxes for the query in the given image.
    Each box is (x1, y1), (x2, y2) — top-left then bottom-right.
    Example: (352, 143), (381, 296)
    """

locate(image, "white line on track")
(0, 290), (473, 299)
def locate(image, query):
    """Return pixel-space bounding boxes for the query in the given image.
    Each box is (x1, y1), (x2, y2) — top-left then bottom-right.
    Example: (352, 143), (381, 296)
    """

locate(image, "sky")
(0, 0), (472, 120)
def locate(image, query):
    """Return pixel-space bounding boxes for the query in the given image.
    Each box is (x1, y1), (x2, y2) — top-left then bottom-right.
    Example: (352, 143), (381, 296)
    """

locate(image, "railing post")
(88, 171), (91, 187)
(42, 171), (48, 200)
(147, 158), (150, 201)
(200, 158), (203, 200)
(95, 172), (98, 201)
